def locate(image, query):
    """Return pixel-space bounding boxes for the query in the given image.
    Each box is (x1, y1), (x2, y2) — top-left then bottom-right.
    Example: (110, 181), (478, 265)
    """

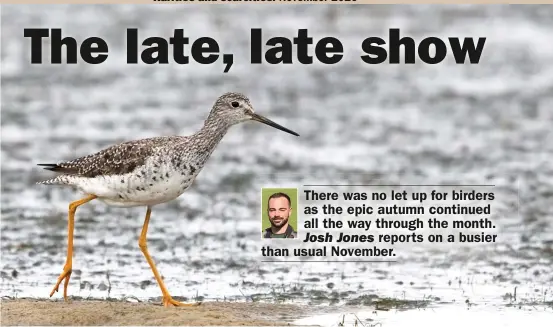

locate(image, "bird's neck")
(192, 117), (232, 161)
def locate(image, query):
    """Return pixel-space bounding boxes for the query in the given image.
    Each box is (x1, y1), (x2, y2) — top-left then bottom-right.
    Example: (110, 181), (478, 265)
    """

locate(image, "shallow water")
(295, 303), (553, 327)
(1, 3), (552, 324)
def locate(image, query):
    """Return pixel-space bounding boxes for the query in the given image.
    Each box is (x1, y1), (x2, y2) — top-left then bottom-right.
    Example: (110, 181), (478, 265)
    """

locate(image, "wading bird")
(37, 92), (299, 306)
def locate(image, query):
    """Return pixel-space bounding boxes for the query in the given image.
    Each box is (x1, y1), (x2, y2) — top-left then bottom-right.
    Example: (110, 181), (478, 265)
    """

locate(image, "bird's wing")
(37, 136), (178, 178)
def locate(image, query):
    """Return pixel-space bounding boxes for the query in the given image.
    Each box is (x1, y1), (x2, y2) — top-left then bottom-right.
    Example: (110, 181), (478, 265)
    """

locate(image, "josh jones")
(302, 232), (374, 243)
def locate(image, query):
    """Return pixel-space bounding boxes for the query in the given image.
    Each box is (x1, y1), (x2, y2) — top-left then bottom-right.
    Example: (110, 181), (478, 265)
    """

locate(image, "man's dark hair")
(267, 192), (291, 208)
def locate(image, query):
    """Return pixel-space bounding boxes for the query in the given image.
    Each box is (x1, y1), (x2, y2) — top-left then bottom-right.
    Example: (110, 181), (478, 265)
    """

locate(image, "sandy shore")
(0, 298), (313, 326)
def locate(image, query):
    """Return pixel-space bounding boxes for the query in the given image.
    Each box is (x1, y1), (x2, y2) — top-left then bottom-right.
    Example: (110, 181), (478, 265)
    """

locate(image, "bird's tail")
(37, 163), (64, 172)
(36, 164), (72, 185)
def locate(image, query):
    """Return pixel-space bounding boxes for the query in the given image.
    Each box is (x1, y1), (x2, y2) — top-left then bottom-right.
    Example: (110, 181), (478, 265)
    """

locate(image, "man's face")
(268, 196), (292, 228)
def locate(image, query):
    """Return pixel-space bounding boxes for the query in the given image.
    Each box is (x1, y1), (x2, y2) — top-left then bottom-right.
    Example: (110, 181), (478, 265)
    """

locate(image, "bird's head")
(208, 92), (299, 137)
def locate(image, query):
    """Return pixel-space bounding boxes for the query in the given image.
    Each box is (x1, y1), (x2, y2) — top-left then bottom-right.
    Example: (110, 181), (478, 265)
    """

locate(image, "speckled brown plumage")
(37, 93), (253, 183)
(37, 92), (299, 204)
(38, 136), (181, 178)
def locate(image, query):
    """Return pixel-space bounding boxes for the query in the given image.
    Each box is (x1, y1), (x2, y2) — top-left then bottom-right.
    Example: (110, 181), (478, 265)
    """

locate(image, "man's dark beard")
(270, 216), (289, 228)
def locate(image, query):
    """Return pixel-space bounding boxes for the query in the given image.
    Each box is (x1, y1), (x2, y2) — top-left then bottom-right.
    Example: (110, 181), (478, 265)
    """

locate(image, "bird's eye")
(231, 101), (239, 108)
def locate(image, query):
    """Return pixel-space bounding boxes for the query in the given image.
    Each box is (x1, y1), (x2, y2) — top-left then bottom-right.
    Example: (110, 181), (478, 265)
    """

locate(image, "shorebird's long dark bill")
(249, 113), (299, 136)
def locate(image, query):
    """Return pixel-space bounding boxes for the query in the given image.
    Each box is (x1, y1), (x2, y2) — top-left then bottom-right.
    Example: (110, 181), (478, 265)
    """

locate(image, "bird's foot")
(162, 295), (201, 307)
(49, 263), (72, 301)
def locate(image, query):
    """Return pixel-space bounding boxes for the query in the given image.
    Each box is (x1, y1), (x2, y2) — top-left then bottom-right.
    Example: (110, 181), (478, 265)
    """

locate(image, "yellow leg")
(139, 206), (200, 307)
(50, 194), (97, 300)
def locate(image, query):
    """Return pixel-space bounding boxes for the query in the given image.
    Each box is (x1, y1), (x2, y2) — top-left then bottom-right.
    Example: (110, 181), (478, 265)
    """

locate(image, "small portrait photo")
(261, 188), (298, 239)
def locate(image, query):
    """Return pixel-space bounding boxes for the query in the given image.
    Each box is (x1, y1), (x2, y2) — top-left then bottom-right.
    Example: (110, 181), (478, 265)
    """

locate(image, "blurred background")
(1, 4), (552, 313)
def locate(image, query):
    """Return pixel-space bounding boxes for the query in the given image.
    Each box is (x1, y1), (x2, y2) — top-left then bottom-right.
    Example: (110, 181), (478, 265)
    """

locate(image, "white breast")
(73, 160), (197, 207)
